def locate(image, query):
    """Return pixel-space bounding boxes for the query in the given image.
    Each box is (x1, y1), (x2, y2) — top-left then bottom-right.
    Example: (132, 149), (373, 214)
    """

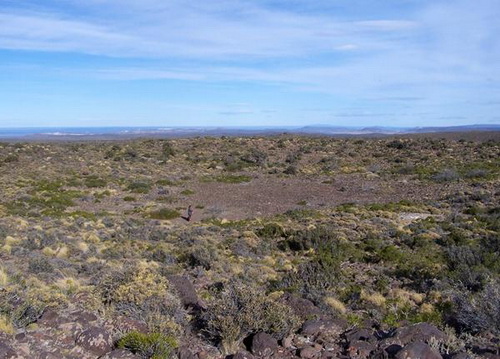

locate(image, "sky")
(0, 0), (499, 128)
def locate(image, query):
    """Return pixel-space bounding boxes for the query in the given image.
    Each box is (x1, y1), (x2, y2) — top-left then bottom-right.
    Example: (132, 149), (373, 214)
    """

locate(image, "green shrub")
(28, 257), (54, 274)
(149, 208), (180, 220)
(84, 176), (107, 188)
(160, 141), (176, 161)
(117, 331), (178, 359)
(156, 179), (177, 186)
(128, 181), (152, 194)
(256, 223), (287, 239)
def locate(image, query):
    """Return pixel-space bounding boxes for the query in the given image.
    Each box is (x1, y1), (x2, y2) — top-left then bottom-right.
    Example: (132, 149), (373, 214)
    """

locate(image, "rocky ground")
(0, 134), (499, 358)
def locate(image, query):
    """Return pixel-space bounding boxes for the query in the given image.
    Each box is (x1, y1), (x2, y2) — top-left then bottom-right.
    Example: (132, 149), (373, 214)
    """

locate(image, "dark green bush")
(117, 331), (178, 359)
(149, 208), (180, 220)
(161, 141), (176, 161)
(84, 176), (107, 188)
(28, 257), (54, 274)
(128, 181), (152, 194)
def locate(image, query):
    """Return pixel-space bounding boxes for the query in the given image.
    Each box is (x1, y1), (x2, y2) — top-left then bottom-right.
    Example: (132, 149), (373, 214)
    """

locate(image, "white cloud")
(0, 2), (419, 58)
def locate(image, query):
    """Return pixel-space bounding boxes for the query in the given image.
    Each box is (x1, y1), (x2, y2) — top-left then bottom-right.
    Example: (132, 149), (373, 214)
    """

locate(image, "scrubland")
(0, 134), (498, 358)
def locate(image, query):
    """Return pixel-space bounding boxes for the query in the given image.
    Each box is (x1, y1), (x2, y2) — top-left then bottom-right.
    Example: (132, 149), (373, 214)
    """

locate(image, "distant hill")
(0, 124), (499, 141)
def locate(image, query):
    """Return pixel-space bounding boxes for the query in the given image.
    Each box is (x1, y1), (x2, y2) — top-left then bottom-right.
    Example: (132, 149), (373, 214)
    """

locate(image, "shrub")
(149, 208), (180, 220)
(98, 266), (168, 307)
(465, 169), (489, 179)
(188, 247), (217, 270)
(128, 181), (152, 194)
(387, 140), (408, 150)
(84, 176), (107, 188)
(433, 169), (460, 182)
(283, 165), (297, 175)
(0, 315), (15, 334)
(448, 280), (500, 335)
(28, 257), (54, 274)
(240, 149), (267, 167)
(256, 223), (287, 239)
(117, 331), (178, 359)
(161, 141), (176, 161)
(204, 282), (300, 354)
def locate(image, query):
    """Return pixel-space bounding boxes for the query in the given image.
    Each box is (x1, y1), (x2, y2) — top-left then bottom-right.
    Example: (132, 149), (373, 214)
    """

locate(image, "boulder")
(385, 323), (446, 347)
(251, 332), (278, 357)
(75, 327), (113, 356)
(233, 350), (255, 359)
(0, 342), (16, 359)
(300, 346), (322, 359)
(283, 294), (323, 320)
(70, 310), (98, 325)
(301, 319), (345, 338)
(99, 349), (140, 359)
(344, 328), (377, 344)
(168, 275), (201, 309)
(347, 340), (376, 359)
(395, 342), (442, 359)
(178, 346), (198, 359)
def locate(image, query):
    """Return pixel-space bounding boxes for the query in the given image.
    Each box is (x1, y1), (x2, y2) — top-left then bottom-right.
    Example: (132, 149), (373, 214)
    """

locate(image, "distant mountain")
(297, 124), (500, 135)
(0, 124), (498, 140)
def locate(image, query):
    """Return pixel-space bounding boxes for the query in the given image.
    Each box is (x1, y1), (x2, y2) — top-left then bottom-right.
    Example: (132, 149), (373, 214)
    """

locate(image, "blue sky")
(0, 0), (499, 128)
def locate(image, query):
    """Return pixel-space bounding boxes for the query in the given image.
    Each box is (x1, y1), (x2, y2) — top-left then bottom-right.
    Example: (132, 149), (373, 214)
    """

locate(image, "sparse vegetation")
(0, 134), (498, 357)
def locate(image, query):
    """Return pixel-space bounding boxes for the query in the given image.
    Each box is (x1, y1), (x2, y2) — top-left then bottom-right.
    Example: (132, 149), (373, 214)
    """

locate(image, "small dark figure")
(181, 205), (194, 222)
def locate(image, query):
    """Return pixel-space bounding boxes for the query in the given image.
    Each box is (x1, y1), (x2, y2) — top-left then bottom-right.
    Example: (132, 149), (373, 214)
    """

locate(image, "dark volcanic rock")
(178, 346), (198, 359)
(344, 328), (377, 344)
(70, 310), (98, 326)
(233, 350), (256, 359)
(283, 294), (322, 320)
(301, 319), (345, 338)
(395, 341), (442, 359)
(251, 332), (278, 357)
(168, 275), (200, 309)
(450, 353), (473, 359)
(347, 340), (376, 359)
(384, 323), (446, 347)
(299, 345), (322, 358)
(0, 342), (16, 359)
(100, 349), (141, 358)
(75, 327), (113, 356)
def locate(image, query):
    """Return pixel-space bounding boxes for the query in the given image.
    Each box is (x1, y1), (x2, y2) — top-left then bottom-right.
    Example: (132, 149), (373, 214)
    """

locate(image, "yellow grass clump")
(361, 290), (386, 307)
(114, 267), (168, 305)
(0, 267), (8, 286)
(4, 236), (20, 246)
(324, 296), (347, 314)
(1, 244), (11, 254)
(77, 241), (89, 253)
(55, 277), (81, 295)
(0, 315), (15, 335)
